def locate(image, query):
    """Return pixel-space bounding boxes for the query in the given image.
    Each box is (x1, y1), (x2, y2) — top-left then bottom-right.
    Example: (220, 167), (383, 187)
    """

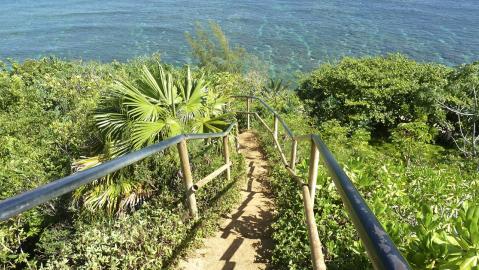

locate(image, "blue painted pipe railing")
(0, 123), (236, 221)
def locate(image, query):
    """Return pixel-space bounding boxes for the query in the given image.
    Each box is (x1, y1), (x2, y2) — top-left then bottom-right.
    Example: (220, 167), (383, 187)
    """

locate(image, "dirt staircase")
(177, 131), (274, 270)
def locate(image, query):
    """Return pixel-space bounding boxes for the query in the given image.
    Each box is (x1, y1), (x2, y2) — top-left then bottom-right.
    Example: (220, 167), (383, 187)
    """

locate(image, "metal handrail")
(235, 96), (411, 270)
(0, 123), (237, 221)
(233, 95), (294, 137)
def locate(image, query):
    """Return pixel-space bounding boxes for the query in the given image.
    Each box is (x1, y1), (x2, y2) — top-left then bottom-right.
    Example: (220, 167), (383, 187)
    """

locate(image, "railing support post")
(177, 139), (198, 219)
(234, 124), (240, 152)
(273, 115), (279, 148)
(308, 139), (319, 204)
(301, 184), (327, 270)
(222, 135), (231, 181)
(247, 98), (251, 129)
(290, 139), (298, 171)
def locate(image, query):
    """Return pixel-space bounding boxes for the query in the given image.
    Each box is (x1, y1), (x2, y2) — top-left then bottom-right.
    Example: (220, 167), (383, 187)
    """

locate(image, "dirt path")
(177, 131), (274, 270)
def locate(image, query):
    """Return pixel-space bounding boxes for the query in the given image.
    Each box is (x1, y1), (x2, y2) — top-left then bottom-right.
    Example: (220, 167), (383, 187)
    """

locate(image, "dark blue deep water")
(1, 0), (478, 75)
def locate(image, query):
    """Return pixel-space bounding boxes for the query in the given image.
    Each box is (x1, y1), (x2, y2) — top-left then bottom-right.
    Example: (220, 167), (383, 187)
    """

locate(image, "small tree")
(441, 62), (479, 158)
(185, 21), (268, 78)
(185, 21), (247, 73)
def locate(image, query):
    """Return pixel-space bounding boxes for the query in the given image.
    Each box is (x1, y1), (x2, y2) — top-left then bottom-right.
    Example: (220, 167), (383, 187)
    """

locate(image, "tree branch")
(440, 103), (475, 116)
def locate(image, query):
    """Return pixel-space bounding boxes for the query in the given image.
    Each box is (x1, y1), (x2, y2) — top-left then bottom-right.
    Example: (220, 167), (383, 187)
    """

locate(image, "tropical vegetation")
(0, 51), (246, 268)
(1, 21), (478, 270)
(252, 56), (479, 269)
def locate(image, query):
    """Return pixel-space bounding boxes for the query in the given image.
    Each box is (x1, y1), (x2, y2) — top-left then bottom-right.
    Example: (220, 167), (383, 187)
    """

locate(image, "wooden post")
(273, 115), (279, 148)
(222, 135), (231, 181)
(308, 139), (320, 204)
(247, 98), (251, 130)
(301, 184), (327, 270)
(177, 140), (198, 219)
(234, 124), (240, 152)
(290, 139), (298, 171)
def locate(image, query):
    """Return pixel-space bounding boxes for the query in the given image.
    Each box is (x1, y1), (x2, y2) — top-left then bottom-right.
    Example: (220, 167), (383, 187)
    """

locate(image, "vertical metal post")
(308, 139), (320, 204)
(247, 98), (251, 130)
(273, 115), (279, 148)
(177, 139), (198, 219)
(222, 135), (231, 181)
(290, 139), (298, 171)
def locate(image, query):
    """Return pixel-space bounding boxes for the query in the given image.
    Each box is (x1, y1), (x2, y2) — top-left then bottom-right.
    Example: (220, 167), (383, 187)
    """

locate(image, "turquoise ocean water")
(1, 0), (478, 76)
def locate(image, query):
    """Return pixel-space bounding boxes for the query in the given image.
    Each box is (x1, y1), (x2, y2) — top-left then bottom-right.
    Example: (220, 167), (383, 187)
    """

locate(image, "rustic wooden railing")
(0, 96), (411, 270)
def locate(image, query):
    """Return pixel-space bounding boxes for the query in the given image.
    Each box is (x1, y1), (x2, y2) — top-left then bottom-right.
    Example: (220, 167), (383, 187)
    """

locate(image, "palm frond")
(130, 120), (166, 150)
(205, 90), (229, 115)
(193, 115), (229, 133)
(117, 80), (165, 122)
(164, 117), (183, 137)
(139, 64), (167, 101)
(72, 155), (104, 172)
(73, 173), (153, 215)
(177, 67), (209, 123)
(156, 64), (180, 111)
(95, 112), (129, 140)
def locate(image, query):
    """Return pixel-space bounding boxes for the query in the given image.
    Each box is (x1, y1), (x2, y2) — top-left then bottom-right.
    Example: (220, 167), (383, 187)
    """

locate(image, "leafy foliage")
(251, 88), (478, 269)
(1, 38), (478, 270)
(440, 62), (479, 158)
(186, 21), (248, 74)
(408, 202), (479, 269)
(0, 55), (244, 268)
(72, 63), (231, 214)
(0, 58), (111, 267)
(37, 143), (245, 269)
(297, 54), (451, 136)
(391, 120), (437, 165)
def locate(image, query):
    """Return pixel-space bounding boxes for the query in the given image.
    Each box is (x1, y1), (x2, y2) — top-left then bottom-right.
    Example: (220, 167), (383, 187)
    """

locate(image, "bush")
(439, 62), (479, 159)
(186, 21), (248, 74)
(185, 21), (268, 77)
(391, 120), (437, 165)
(297, 54), (451, 136)
(0, 58), (112, 267)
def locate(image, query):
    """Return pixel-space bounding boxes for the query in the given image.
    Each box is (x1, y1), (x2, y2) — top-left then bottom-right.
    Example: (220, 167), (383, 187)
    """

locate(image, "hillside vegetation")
(0, 54), (251, 268)
(252, 55), (479, 269)
(1, 22), (478, 269)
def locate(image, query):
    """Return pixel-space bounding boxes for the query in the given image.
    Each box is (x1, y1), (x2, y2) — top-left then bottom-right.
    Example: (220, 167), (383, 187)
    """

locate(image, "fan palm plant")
(73, 63), (231, 214)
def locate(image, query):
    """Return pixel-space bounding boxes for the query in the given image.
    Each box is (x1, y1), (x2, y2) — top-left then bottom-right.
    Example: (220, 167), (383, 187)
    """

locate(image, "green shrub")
(297, 54), (451, 136)
(391, 120), (437, 165)
(73, 63), (231, 214)
(439, 62), (479, 159)
(0, 58), (112, 267)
